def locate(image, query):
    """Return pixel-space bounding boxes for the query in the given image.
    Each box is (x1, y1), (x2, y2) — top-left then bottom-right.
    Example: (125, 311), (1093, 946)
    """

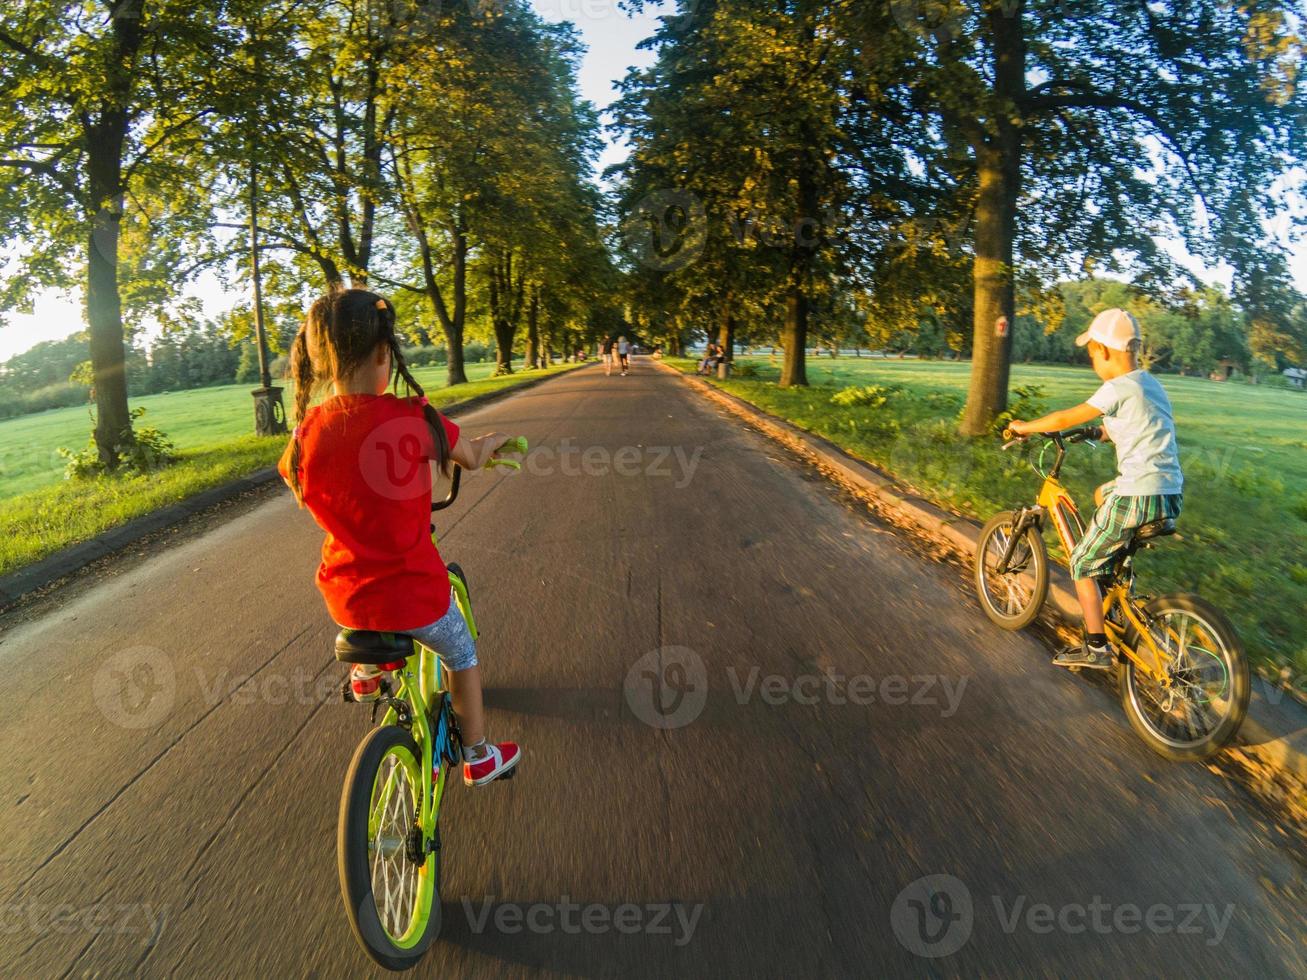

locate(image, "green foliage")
(0, 382), (89, 420)
(984, 385), (1048, 436)
(59, 407), (177, 480)
(830, 384), (903, 409)
(235, 342), (262, 384)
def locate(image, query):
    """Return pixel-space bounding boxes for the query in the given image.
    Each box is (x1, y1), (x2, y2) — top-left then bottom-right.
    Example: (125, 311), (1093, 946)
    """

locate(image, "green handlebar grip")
(486, 435), (528, 470)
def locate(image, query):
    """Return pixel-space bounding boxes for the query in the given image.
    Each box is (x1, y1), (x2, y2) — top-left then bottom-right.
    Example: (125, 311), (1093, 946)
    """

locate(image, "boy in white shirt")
(1010, 308), (1184, 669)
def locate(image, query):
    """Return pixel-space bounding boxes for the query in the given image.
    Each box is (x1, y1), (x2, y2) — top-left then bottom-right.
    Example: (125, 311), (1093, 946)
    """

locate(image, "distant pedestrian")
(697, 343), (722, 375)
(601, 336), (614, 376)
(617, 336), (630, 376)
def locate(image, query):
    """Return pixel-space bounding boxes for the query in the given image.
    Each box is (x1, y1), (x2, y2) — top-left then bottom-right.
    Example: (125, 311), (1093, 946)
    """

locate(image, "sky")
(1, 0), (1303, 362)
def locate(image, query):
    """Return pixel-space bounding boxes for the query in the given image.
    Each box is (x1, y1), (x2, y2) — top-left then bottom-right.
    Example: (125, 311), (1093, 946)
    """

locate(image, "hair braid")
(391, 343), (452, 479)
(284, 323), (319, 506)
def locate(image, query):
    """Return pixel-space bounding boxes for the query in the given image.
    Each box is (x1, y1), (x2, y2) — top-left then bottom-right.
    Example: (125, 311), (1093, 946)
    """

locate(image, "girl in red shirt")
(279, 288), (521, 785)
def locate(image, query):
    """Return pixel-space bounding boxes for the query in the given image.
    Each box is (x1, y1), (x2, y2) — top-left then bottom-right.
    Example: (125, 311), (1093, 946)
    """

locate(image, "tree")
(0, 1), (226, 467)
(615, 0), (889, 386)
(861, 0), (1307, 433)
(381, 1), (608, 384)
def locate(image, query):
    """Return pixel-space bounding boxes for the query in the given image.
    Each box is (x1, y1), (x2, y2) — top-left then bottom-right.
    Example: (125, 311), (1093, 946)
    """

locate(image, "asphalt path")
(2, 359), (1303, 978)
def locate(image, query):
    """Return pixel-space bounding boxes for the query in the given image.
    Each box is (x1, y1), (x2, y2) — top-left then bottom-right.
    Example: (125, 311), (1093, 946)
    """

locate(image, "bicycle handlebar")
(431, 436), (529, 512)
(1001, 424), (1100, 448)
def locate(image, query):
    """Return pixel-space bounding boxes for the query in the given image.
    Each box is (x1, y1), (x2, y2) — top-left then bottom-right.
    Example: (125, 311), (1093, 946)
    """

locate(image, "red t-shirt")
(278, 393), (460, 631)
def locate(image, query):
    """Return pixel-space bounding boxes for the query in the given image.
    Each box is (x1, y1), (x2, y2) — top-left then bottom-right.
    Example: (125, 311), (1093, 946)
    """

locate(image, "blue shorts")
(405, 589), (478, 672)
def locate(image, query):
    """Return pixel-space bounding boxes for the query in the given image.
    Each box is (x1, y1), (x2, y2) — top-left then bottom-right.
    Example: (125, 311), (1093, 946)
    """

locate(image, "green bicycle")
(334, 436), (526, 971)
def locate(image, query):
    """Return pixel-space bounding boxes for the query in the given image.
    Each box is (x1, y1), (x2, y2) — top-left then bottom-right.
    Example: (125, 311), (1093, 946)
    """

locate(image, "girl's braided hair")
(284, 288), (451, 506)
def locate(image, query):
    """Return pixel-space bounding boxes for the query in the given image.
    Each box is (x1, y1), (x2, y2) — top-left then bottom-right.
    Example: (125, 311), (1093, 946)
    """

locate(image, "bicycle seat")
(1134, 518), (1176, 543)
(334, 629), (414, 665)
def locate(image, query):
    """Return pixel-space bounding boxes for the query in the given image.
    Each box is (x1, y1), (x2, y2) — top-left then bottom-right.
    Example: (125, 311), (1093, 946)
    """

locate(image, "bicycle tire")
(974, 511), (1049, 631)
(1120, 593), (1249, 762)
(338, 725), (442, 971)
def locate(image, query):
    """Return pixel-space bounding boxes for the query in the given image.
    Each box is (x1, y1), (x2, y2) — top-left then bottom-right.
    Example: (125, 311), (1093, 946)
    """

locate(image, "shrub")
(989, 384), (1047, 435)
(58, 406), (177, 480)
(830, 383), (903, 409)
(0, 381), (90, 420)
(1290, 496), (1307, 522)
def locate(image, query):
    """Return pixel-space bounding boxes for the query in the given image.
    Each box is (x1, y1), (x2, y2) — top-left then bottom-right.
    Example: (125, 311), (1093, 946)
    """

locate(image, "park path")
(1, 360), (1303, 978)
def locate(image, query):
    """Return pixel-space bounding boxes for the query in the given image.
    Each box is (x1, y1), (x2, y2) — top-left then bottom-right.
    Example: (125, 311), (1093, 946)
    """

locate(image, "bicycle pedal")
(497, 766), (517, 781)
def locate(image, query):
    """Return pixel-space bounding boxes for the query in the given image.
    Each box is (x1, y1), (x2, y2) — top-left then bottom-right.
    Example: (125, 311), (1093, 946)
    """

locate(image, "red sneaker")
(462, 742), (521, 786)
(349, 661), (404, 702)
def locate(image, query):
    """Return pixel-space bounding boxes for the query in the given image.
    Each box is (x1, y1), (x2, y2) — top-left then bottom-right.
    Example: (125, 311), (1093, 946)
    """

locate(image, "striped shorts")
(1069, 485), (1183, 581)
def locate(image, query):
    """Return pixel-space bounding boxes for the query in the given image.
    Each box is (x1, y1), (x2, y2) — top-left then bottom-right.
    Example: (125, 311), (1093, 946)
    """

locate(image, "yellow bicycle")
(974, 425), (1249, 761)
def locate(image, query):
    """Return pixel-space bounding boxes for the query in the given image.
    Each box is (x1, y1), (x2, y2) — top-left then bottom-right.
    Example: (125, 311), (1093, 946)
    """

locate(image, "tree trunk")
(488, 250), (523, 376)
(85, 8), (143, 470)
(448, 225), (468, 384)
(960, 145), (1020, 434)
(780, 286), (809, 387)
(716, 307), (735, 379)
(524, 285), (540, 369)
(780, 142), (819, 388)
(424, 238), (467, 387)
(959, 3), (1025, 436)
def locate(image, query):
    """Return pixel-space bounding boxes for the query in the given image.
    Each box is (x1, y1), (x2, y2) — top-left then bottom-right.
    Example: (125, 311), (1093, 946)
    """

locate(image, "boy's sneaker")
(463, 742), (521, 786)
(348, 662), (404, 702)
(1053, 640), (1116, 671)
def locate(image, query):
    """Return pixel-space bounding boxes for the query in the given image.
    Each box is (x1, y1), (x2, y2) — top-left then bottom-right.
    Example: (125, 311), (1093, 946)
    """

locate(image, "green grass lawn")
(671, 355), (1307, 680)
(0, 361), (581, 577)
(0, 359), (555, 497)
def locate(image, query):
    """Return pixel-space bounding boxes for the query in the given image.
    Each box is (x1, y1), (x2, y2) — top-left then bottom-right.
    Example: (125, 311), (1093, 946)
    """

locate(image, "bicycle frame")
(369, 463), (480, 855)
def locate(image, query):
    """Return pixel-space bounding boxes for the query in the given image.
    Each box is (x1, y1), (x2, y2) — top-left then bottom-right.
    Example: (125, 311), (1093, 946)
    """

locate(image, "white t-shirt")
(1087, 370), (1183, 496)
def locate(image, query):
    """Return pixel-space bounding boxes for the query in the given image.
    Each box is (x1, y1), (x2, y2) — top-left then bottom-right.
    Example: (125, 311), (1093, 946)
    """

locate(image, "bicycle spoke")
(369, 753), (419, 940)
(1129, 607), (1237, 748)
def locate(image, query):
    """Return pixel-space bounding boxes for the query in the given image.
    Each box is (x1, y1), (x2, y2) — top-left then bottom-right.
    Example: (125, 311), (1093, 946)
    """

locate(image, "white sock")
(465, 739), (490, 762)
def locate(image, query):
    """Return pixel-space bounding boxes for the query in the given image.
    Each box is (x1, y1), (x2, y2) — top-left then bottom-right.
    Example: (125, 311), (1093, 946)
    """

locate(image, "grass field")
(0, 360), (581, 577)
(0, 359), (553, 498)
(670, 355), (1307, 681)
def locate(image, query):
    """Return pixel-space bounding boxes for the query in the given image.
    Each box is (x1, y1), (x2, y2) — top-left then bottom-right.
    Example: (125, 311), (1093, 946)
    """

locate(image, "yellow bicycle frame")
(1035, 472), (1172, 685)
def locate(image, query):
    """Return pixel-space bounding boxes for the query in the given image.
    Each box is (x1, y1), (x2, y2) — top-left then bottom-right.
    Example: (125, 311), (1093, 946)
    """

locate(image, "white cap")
(1075, 308), (1141, 351)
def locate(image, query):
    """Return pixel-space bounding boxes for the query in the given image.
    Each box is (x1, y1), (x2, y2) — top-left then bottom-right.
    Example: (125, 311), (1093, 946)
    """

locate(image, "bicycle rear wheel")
(975, 511), (1049, 630)
(1121, 593), (1249, 761)
(338, 725), (441, 971)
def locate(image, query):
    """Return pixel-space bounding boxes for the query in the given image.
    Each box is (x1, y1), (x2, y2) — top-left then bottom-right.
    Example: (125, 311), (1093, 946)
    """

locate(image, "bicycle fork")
(995, 506), (1043, 575)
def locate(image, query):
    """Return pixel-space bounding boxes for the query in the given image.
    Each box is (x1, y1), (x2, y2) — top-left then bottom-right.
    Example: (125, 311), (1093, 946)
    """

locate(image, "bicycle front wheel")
(975, 511), (1049, 630)
(338, 725), (441, 971)
(1121, 593), (1249, 762)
